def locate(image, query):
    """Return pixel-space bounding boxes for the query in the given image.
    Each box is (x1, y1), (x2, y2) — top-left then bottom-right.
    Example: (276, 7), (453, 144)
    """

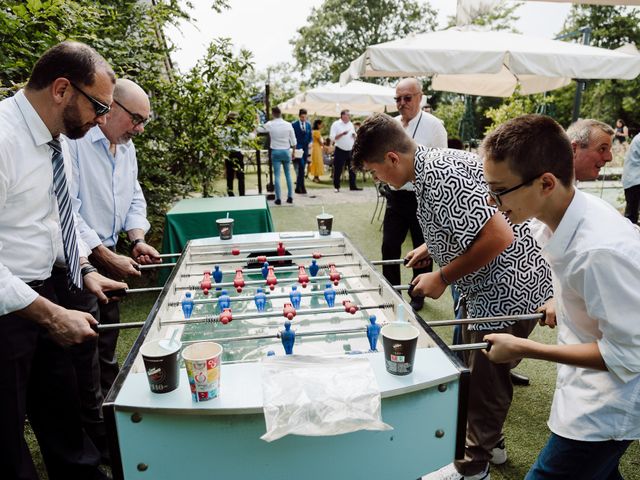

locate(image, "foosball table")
(103, 231), (470, 480)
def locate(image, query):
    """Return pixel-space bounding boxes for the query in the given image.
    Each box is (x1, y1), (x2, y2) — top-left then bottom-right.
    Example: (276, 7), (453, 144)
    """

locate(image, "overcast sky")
(166, 0), (572, 73)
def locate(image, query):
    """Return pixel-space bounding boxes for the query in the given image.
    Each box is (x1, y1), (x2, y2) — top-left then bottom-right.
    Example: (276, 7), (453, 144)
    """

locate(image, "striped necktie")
(48, 139), (83, 290)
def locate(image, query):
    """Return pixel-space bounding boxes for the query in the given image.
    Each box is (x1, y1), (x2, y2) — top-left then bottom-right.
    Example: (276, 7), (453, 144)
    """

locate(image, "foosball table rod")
(189, 242), (346, 257)
(181, 262), (362, 277)
(187, 251), (351, 266)
(173, 273), (369, 291)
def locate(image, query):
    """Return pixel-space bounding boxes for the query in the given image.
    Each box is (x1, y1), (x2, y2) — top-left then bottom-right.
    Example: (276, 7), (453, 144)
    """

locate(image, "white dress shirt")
(535, 189), (640, 441)
(67, 126), (150, 249)
(257, 118), (296, 150)
(329, 120), (355, 151)
(0, 90), (89, 315)
(396, 111), (448, 191)
(622, 134), (640, 190)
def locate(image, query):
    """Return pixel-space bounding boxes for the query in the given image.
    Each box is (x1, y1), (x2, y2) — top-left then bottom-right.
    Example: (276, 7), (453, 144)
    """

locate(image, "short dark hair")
(299, 108), (307, 116)
(340, 109), (349, 116)
(352, 113), (413, 171)
(482, 114), (574, 187)
(271, 106), (281, 117)
(313, 119), (322, 130)
(26, 41), (115, 90)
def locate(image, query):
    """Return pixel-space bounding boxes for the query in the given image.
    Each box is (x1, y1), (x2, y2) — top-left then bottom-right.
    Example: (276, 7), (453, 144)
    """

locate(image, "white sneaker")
(422, 463), (490, 480)
(490, 438), (507, 465)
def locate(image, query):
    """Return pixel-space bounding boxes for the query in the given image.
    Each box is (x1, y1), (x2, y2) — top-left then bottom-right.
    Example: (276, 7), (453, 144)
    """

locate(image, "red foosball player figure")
(233, 269), (245, 293)
(283, 303), (297, 320)
(277, 241), (286, 257)
(219, 308), (233, 325)
(266, 266), (278, 290)
(342, 299), (359, 315)
(200, 271), (212, 295)
(297, 265), (309, 288)
(328, 264), (341, 286)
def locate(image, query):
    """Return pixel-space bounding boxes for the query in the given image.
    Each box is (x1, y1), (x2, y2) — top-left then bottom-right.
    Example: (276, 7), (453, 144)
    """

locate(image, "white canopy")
(340, 27), (640, 97)
(278, 80), (406, 117)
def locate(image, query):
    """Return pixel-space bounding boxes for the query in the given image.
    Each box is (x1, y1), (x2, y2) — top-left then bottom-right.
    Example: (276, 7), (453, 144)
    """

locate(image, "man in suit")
(291, 108), (312, 194)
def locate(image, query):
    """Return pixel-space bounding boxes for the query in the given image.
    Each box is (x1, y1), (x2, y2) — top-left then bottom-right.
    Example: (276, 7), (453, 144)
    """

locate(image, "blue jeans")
(272, 149), (293, 201)
(526, 433), (632, 480)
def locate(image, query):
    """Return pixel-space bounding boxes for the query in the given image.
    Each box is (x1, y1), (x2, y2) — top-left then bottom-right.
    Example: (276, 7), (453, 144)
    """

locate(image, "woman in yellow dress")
(309, 119), (325, 182)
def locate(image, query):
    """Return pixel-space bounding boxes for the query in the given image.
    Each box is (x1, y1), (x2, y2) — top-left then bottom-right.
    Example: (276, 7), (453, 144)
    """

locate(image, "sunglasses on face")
(394, 93), (420, 104)
(69, 81), (111, 116)
(114, 99), (150, 127)
(487, 173), (542, 207)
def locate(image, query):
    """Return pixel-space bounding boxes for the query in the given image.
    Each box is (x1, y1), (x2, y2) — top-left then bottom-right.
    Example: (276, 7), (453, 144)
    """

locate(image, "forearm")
(127, 228), (146, 242)
(517, 339), (607, 371)
(16, 295), (65, 328)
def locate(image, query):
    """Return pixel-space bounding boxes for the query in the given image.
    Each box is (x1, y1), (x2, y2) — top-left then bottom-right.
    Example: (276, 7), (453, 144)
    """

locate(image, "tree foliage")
(446, 0), (522, 32)
(291, 0), (437, 85)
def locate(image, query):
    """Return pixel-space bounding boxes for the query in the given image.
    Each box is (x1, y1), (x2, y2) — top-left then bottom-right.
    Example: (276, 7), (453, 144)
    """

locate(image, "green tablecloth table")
(161, 196), (274, 254)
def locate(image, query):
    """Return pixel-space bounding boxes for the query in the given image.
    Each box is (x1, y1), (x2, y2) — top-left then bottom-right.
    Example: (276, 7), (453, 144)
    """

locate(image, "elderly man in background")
(63, 78), (160, 462)
(385, 78), (447, 311)
(565, 118), (614, 182)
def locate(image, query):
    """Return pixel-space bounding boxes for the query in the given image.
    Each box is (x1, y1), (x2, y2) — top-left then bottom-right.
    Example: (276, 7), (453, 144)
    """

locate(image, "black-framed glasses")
(114, 99), (150, 127)
(69, 81), (111, 116)
(488, 173), (542, 207)
(394, 93), (420, 103)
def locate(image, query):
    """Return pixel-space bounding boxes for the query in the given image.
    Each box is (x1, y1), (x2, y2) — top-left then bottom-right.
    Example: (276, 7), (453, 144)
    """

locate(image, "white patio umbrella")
(278, 80), (413, 117)
(340, 27), (640, 97)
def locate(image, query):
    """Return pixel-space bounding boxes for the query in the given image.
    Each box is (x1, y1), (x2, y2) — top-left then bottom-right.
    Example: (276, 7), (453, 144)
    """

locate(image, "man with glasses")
(352, 114), (552, 480)
(382, 78), (447, 312)
(482, 114), (638, 479)
(0, 41), (127, 480)
(63, 78), (160, 462)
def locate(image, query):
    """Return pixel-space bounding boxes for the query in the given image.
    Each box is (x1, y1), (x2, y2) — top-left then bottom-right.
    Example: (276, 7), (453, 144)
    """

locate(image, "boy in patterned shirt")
(482, 115), (639, 479)
(352, 113), (553, 480)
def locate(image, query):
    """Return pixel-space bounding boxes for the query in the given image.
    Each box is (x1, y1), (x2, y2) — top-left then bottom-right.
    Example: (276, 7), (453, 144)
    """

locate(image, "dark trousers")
(0, 279), (103, 480)
(293, 149), (308, 192)
(333, 147), (357, 190)
(381, 190), (431, 288)
(225, 150), (245, 196)
(624, 184), (640, 224)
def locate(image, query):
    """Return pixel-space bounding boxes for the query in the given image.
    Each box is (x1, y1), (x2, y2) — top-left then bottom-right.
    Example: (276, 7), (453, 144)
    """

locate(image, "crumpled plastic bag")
(260, 355), (392, 442)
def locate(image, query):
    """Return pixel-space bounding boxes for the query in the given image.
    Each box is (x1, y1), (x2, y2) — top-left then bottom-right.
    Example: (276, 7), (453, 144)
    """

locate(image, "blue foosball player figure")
(181, 292), (194, 319)
(366, 315), (381, 352)
(281, 321), (295, 355)
(261, 261), (270, 279)
(218, 289), (231, 312)
(289, 285), (302, 309)
(309, 259), (319, 277)
(212, 265), (223, 284)
(254, 288), (267, 312)
(323, 283), (336, 307)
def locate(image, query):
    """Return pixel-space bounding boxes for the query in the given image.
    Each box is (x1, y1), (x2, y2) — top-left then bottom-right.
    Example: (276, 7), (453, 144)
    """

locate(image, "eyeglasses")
(394, 93), (420, 104)
(114, 99), (150, 127)
(69, 81), (111, 116)
(487, 173), (542, 207)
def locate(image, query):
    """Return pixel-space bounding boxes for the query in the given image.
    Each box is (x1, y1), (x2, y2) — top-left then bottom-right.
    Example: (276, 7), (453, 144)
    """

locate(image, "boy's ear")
(386, 151), (400, 165)
(540, 172), (557, 195)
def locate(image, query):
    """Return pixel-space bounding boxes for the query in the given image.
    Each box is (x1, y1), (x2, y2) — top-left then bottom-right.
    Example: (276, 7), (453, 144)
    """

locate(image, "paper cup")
(381, 323), (419, 376)
(216, 218), (234, 240)
(182, 342), (223, 402)
(316, 213), (333, 236)
(140, 339), (181, 393)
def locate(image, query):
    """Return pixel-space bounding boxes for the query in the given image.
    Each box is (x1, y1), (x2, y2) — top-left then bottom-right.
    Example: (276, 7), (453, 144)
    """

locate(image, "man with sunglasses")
(381, 78), (447, 312)
(63, 78), (160, 461)
(352, 114), (552, 480)
(0, 41), (128, 480)
(482, 115), (638, 479)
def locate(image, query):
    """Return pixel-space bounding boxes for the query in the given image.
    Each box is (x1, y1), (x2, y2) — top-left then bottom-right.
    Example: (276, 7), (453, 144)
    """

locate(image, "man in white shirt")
(623, 133), (640, 224)
(385, 78), (447, 311)
(566, 118), (614, 182)
(258, 107), (296, 204)
(329, 110), (361, 192)
(483, 114), (639, 479)
(0, 41), (126, 480)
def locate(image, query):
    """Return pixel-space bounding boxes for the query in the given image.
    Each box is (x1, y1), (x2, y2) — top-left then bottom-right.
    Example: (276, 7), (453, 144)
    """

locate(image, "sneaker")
(334, 188), (340, 193)
(490, 438), (507, 465)
(422, 463), (489, 480)
(274, 199), (281, 205)
(510, 371), (530, 386)
(286, 197), (293, 204)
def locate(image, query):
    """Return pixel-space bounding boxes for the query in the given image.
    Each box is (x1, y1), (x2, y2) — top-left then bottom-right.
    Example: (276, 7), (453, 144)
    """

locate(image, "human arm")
(404, 243), (431, 269)
(128, 229), (161, 265)
(536, 297), (557, 328)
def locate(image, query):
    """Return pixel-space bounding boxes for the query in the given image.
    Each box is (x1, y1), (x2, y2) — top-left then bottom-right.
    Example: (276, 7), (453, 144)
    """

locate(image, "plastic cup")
(316, 213), (333, 236)
(182, 342), (223, 402)
(381, 323), (419, 376)
(216, 218), (234, 240)
(140, 339), (181, 393)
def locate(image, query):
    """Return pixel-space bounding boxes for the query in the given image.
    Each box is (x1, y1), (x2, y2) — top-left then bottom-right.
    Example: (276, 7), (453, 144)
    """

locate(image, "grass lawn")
(28, 196), (639, 479)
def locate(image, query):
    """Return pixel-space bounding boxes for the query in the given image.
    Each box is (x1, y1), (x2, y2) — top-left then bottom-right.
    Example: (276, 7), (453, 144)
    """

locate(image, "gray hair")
(566, 119), (614, 148)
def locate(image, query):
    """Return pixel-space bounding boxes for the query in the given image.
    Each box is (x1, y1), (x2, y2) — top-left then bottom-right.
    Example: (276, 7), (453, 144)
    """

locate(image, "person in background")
(623, 133), (640, 224)
(322, 136), (334, 168)
(258, 106), (296, 205)
(565, 119), (614, 182)
(223, 111), (245, 197)
(329, 109), (361, 192)
(291, 108), (311, 194)
(309, 119), (325, 183)
(613, 118), (629, 156)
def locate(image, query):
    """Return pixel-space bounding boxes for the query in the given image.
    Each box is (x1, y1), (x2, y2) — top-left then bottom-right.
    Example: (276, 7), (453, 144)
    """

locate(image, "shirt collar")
(14, 89), (53, 147)
(88, 124), (132, 152)
(543, 188), (584, 263)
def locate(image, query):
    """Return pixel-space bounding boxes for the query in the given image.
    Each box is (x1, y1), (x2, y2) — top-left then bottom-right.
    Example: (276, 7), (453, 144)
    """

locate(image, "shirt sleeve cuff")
(598, 337), (639, 384)
(0, 277), (39, 317)
(123, 218), (150, 234)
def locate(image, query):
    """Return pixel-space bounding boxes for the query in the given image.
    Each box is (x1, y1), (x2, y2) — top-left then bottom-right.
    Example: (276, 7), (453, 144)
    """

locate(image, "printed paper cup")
(182, 342), (223, 402)
(140, 339), (181, 394)
(216, 218), (234, 240)
(381, 323), (419, 376)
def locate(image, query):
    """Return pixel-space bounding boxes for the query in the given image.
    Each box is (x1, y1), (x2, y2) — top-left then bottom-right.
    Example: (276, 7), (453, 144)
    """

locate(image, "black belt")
(26, 279), (46, 289)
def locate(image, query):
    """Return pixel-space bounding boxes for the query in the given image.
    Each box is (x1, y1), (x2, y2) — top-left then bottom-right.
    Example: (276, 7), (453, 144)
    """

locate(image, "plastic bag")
(260, 355), (392, 442)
